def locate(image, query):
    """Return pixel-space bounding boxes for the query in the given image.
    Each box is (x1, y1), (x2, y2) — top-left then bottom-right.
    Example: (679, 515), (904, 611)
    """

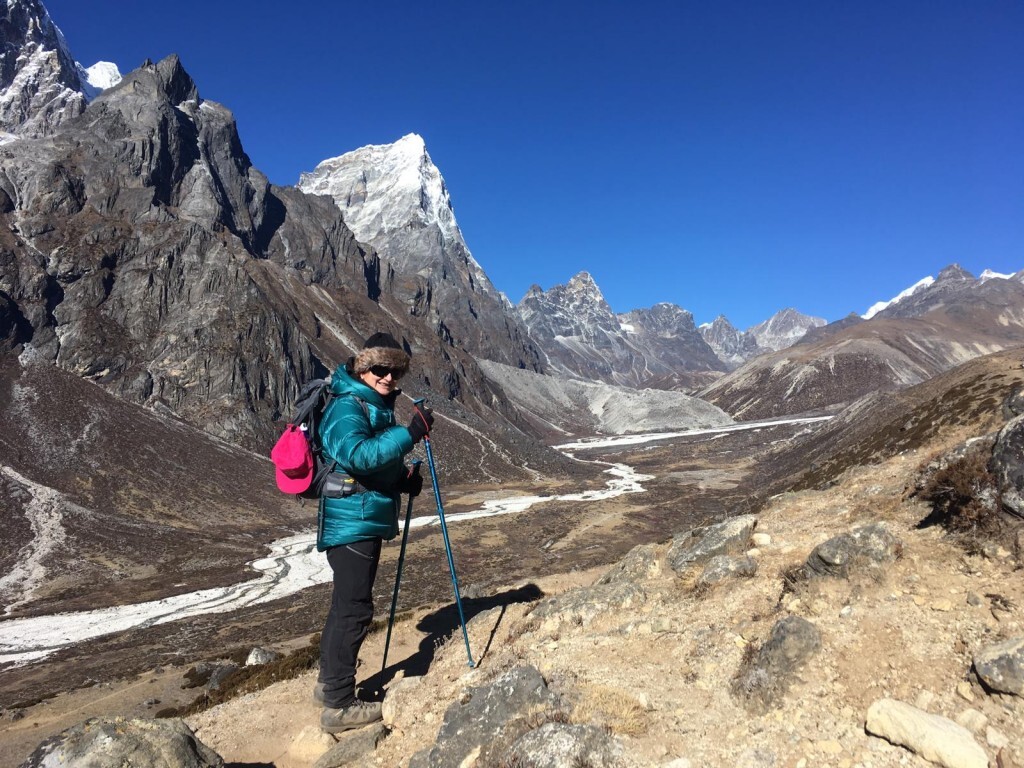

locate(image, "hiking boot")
(312, 681), (326, 705)
(320, 700), (383, 733)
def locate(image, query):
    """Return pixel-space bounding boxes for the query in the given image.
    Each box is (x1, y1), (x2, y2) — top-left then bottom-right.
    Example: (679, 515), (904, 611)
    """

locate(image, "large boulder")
(667, 515), (758, 573)
(973, 636), (1024, 696)
(803, 522), (902, 580)
(408, 666), (561, 768)
(19, 717), (223, 767)
(731, 616), (822, 713)
(990, 414), (1024, 517)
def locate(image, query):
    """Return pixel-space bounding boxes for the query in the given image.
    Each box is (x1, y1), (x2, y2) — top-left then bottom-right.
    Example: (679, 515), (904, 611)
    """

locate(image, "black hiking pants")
(320, 537), (382, 709)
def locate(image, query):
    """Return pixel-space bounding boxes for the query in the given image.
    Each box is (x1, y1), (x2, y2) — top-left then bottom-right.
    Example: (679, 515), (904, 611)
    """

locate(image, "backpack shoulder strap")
(345, 394), (371, 421)
(290, 378), (332, 427)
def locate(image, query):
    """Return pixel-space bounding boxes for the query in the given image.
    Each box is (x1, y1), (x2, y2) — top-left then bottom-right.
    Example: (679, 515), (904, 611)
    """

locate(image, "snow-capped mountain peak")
(298, 133), (446, 243)
(296, 133), (492, 289)
(747, 308), (826, 352)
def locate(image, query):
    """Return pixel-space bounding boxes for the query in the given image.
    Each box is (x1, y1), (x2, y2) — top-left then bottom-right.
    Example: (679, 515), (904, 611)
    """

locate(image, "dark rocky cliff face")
(0, 56), (375, 448)
(0, 55), (563, 466)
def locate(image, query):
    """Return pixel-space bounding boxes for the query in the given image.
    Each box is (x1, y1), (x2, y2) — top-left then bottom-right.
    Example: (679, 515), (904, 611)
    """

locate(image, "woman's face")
(359, 366), (399, 397)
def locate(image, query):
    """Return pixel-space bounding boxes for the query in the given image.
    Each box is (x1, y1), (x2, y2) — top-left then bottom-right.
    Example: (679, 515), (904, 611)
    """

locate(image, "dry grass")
(918, 449), (1008, 553)
(572, 683), (648, 736)
(157, 635), (322, 717)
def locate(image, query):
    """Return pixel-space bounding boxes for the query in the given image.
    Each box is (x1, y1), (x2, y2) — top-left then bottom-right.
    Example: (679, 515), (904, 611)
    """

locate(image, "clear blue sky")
(45, 0), (1023, 329)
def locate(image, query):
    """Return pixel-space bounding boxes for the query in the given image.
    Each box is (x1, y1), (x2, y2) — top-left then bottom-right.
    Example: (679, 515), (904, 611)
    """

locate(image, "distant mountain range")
(1, 0), (1022, 452)
(702, 265), (1024, 419)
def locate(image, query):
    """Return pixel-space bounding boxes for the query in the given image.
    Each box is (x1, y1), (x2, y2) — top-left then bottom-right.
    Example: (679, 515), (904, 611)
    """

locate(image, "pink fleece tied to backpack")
(271, 424), (314, 493)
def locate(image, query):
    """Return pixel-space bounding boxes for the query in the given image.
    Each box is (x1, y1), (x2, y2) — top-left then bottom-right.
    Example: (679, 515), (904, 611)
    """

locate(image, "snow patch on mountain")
(980, 269), (1014, 282)
(862, 276), (935, 319)
(80, 60), (122, 95)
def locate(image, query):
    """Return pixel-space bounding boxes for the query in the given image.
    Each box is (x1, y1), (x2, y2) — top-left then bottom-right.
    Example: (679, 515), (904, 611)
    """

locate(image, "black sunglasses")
(369, 365), (403, 380)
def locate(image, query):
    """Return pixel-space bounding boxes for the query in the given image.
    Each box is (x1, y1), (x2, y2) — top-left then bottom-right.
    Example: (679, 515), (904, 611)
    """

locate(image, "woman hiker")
(314, 332), (433, 733)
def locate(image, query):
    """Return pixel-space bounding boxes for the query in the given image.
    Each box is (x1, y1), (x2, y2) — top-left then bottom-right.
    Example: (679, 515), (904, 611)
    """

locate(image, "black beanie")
(363, 332), (403, 351)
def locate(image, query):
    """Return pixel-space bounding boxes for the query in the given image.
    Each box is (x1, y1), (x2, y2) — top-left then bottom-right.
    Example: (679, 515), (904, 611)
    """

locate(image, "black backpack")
(287, 378), (368, 500)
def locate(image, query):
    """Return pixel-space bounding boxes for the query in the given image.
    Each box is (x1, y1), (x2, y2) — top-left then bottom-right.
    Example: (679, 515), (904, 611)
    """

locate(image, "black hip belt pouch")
(320, 472), (362, 498)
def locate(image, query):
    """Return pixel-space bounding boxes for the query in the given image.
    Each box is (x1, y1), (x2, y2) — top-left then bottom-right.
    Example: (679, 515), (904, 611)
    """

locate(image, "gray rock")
(505, 722), (625, 767)
(731, 616), (821, 713)
(803, 522), (902, 579)
(208, 663), (238, 692)
(865, 698), (988, 768)
(990, 415), (1024, 517)
(18, 717), (223, 767)
(531, 580), (647, 628)
(245, 647), (282, 666)
(312, 723), (389, 768)
(737, 747), (777, 768)
(408, 666), (560, 768)
(1003, 387), (1024, 418)
(973, 636), (1024, 696)
(596, 542), (661, 585)
(696, 554), (758, 589)
(667, 515), (758, 573)
(183, 661), (238, 692)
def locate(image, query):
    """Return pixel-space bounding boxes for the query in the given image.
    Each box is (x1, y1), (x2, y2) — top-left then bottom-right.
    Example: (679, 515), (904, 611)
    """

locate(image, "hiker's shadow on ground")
(362, 583), (544, 698)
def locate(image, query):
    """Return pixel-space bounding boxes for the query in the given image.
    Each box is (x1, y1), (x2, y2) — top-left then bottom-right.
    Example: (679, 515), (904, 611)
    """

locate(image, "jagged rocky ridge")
(0, 54), (373, 448)
(0, 0), (85, 138)
(516, 271), (727, 390)
(698, 315), (761, 370)
(0, 0), (120, 140)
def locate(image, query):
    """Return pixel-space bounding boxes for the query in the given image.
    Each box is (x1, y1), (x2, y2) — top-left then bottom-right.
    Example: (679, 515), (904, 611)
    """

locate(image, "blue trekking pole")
(381, 459), (421, 677)
(413, 398), (475, 668)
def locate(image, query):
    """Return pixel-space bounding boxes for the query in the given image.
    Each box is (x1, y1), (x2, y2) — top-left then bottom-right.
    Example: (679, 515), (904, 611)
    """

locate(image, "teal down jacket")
(316, 366), (415, 551)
